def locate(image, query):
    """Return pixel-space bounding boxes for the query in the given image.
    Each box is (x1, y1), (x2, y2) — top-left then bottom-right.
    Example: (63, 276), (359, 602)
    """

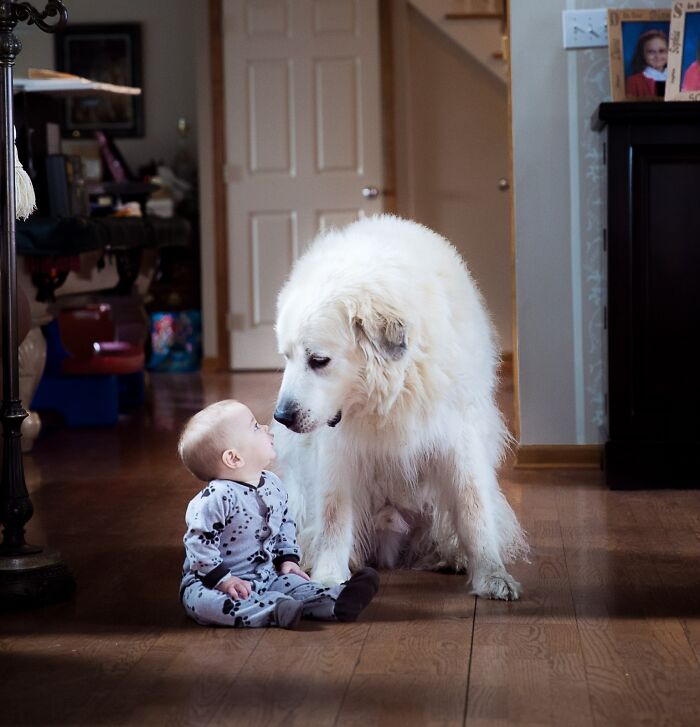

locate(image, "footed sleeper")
(180, 472), (342, 627)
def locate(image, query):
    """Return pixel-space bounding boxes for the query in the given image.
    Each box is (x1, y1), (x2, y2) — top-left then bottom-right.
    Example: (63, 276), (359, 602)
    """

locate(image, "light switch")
(562, 9), (608, 49)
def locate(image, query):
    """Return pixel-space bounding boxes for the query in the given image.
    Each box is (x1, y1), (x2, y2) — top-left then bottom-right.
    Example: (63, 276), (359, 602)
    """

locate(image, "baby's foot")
(334, 567), (380, 622)
(275, 598), (303, 629)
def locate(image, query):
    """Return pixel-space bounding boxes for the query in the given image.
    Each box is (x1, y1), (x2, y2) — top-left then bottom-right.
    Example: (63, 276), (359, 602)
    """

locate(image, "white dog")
(272, 215), (528, 600)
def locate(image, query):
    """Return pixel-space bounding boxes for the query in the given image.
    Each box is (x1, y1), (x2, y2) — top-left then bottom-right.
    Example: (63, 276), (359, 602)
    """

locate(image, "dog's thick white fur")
(272, 215), (528, 600)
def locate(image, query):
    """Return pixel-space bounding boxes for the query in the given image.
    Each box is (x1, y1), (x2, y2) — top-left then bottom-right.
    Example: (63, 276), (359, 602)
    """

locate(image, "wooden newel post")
(0, 0), (74, 607)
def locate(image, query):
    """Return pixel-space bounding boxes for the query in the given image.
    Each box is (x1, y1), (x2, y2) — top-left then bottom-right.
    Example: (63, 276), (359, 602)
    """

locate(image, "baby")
(178, 399), (379, 629)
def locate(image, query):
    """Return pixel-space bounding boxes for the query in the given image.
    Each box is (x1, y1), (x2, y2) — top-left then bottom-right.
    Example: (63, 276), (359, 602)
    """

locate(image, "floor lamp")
(0, 0), (73, 606)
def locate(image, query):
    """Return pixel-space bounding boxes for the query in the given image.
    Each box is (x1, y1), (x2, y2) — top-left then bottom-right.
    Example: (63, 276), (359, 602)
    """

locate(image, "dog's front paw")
(314, 573), (347, 587)
(312, 569), (350, 587)
(311, 553), (351, 586)
(471, 570), (521, 601)
(311, 562), (351, 587)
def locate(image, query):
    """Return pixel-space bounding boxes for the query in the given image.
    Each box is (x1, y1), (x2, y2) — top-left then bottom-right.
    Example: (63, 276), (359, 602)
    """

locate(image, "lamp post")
(0, 0), (73, 606)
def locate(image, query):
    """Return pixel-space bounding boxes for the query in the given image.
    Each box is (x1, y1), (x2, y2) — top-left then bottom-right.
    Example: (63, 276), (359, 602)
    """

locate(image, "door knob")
(362, 186), (380, 199)
(498, 178), (510, 191)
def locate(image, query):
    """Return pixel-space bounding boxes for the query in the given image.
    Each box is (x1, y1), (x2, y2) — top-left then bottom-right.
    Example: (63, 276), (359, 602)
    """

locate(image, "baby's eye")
(254, 422), (260, 430)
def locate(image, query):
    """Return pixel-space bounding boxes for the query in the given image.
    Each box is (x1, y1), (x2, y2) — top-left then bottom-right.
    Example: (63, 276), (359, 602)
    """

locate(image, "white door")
(223, 0), (384, 370)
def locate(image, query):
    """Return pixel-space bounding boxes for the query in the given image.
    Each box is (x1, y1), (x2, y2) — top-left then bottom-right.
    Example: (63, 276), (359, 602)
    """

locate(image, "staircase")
(408, 0), (507, 84)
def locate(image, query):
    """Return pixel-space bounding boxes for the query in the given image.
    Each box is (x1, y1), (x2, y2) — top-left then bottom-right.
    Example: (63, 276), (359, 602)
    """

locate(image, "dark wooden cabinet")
(595, 102), (700, 489)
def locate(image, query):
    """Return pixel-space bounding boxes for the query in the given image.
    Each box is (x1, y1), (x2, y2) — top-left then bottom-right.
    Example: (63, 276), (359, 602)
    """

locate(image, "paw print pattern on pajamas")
(247, 549), (268, 564)
(197, 520), (224, 546)
(198, 530), (220, 546)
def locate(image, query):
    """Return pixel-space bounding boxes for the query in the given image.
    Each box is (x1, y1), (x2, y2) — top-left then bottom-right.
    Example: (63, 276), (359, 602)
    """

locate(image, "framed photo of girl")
(665, 1), (700, 100)
(608, 8), (671, 101)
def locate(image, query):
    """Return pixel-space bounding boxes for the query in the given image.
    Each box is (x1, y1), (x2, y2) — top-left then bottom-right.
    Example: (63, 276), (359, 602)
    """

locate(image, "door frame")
(504, 0), (521, 442)
(207, 0), (396, 372)
(206, 0), (230, 372)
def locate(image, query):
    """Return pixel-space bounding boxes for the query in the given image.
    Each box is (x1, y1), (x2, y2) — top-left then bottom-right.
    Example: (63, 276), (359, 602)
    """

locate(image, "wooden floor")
(2, 370), (700, 726)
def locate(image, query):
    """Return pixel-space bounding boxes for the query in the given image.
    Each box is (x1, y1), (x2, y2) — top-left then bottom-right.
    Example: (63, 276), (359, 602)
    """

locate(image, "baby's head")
(178, 399), (275, 482)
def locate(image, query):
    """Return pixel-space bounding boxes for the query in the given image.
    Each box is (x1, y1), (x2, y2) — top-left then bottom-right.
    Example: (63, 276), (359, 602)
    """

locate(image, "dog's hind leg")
(373, 504), (410, 569)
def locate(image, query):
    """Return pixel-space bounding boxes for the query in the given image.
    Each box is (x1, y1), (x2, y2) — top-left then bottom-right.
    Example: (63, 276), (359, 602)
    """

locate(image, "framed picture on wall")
(665, 1), (700, 100)
(54, 23), (144, 138)
(608, 8), (671, 101)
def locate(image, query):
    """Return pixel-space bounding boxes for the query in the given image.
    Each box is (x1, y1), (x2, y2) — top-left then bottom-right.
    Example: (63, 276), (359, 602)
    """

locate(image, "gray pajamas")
(181, 471), (342, 627)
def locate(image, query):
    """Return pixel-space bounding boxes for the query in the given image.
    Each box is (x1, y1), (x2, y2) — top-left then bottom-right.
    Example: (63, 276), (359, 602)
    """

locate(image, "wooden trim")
(209, 0), (230, 372)
(200, 356), (221, 373)
(515, 445), (603, 470)
(505, 0), (521, 443)
(444, 13), (502, 20)
(379, 0), (397, 215)
(499, 350), (513, 376)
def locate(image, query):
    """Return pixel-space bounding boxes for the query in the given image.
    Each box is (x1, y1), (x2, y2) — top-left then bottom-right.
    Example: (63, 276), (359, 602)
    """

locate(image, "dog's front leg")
(307, 460), (354, 586)
(443, 442), (521, 601)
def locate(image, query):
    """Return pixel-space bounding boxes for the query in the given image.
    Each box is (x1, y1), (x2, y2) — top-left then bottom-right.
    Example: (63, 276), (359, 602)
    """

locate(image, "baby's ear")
(222, 449), (243, 470)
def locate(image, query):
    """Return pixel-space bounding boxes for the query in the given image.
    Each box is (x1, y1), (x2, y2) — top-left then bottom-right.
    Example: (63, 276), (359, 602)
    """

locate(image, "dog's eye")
(308, 356), (331, 370)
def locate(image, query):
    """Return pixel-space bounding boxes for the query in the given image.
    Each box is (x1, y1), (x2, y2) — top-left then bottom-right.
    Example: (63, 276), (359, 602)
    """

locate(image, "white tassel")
(14, 126), (36, 220)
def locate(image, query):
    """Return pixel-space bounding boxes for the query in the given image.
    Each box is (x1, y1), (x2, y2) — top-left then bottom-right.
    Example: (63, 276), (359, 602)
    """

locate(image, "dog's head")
(274, 292), (410, 434)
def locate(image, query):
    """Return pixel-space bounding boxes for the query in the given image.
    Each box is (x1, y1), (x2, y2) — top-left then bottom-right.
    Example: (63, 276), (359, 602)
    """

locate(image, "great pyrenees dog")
(272, 215), (528, 600)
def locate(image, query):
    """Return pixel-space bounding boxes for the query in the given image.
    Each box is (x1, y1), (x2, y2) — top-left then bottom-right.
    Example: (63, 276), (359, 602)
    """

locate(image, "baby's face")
(227, 404), (276, 470)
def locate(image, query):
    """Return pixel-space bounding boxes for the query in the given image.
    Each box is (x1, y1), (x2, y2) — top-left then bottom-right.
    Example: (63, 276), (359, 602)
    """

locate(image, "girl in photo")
(626, 29), (668, 98)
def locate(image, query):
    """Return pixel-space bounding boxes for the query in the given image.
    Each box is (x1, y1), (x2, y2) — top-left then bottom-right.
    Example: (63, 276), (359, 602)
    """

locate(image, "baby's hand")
(279, 561), (311, 581)
(216, 575), (252, 600)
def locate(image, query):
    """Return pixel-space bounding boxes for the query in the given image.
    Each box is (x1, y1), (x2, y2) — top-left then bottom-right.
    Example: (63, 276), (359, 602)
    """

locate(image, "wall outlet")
(562, 9), (608, 49)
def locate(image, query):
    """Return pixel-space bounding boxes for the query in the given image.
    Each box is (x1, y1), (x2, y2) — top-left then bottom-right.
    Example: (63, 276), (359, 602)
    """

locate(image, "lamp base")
(0, 547), (75, 608)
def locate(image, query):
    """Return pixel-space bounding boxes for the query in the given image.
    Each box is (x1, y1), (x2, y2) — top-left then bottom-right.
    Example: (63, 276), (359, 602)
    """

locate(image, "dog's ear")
(354, 312), (408, 361)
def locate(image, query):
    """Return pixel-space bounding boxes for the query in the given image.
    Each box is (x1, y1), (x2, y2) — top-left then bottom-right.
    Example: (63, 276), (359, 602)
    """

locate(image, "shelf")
(13, 69), (140, 97)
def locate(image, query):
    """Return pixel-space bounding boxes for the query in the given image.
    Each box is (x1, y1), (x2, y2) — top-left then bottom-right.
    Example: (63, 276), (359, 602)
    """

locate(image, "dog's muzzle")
(327, 410), (342, 427)
(274, 400), (299, 430)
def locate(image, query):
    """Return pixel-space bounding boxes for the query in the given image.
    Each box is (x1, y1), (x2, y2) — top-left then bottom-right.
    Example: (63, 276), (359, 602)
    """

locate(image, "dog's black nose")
(273, 401), (298, 429)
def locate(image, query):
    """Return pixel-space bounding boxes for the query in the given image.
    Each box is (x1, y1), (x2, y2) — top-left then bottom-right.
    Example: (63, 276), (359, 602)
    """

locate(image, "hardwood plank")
(467, 479), (594, 726)
(557, 484), (700, 727)
(468, 623), (593, 727)
(203, 583), (379, 726)
(336, 571), (475, 726)
(208, 638), (367, 726)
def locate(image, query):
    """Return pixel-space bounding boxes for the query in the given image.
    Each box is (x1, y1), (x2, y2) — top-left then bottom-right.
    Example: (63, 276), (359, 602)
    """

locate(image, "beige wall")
(393, 2), (513, 354)
(14, 0), (198, 175)
(510, 0), (668, 445)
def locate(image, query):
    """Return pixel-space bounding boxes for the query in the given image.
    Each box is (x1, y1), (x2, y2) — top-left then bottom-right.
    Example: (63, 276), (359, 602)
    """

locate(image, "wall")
(14, 0), (198, 174)
(510, 0), (668, 445)
(393, 1), (513, 353)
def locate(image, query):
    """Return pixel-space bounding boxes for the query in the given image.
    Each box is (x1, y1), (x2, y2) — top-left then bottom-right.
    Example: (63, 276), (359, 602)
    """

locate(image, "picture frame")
(665, 1), (700, 100)
(607, 8), (671, 101)
(54, 23), (144, 138)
